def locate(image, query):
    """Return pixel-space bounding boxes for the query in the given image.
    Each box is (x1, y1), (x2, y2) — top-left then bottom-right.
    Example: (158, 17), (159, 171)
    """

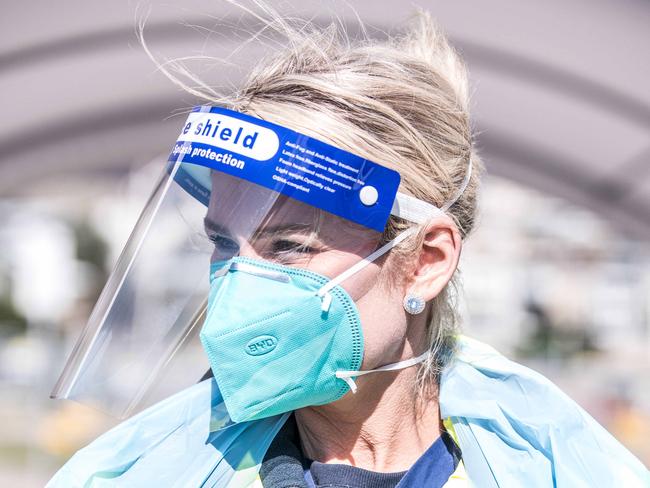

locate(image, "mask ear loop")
(335, 351), (430, 393)
(316, 225), (420, 312)
(316, 157), (473, 313)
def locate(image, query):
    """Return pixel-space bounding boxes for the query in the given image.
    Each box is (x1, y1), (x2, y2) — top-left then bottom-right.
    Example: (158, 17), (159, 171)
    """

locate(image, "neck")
(295, 365), (441, 473)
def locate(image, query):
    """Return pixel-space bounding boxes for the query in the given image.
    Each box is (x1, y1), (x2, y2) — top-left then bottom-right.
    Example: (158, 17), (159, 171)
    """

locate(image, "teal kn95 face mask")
(200, 257), (364, 423)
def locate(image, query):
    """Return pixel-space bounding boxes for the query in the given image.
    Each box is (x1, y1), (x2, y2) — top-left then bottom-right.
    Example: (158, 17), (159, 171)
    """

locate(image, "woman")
(48, 9), (647, 488)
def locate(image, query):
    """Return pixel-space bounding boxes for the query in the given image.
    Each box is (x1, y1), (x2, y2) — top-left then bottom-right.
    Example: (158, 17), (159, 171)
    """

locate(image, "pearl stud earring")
(403, 293), (425, 315)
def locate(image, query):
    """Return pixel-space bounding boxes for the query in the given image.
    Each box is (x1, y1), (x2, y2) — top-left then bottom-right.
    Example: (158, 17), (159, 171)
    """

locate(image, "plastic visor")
(51, 106), (425, 418)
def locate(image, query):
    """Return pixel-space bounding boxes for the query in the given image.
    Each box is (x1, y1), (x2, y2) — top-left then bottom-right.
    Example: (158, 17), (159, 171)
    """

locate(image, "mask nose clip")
(213, 260), (293, 283)
(211, 261), (232, 280)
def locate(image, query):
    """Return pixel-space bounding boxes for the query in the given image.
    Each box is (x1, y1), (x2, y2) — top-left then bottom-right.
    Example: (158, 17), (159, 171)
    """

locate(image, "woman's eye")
(271, 239), (316, 255)
(208, 234), (240, 255)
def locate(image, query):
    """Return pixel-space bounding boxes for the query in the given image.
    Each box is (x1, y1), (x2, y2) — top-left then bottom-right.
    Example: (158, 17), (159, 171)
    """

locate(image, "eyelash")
(207, 235), (317, 258)
(270, 239), (317, 255)
(208, 234), (240, 254)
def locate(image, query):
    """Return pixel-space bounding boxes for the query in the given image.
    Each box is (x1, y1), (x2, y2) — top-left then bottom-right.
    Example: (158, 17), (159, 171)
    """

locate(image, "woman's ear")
(406, 215), (462, 302)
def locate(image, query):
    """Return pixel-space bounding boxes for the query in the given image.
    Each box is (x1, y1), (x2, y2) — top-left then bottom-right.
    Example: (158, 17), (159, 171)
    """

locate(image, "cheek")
(345, 267), (409, 369)
(299, 235), (378, 280)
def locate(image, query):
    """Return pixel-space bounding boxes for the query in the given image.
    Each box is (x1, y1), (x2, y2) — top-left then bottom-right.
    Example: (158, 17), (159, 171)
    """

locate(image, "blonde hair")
(143, 4), (483, 392)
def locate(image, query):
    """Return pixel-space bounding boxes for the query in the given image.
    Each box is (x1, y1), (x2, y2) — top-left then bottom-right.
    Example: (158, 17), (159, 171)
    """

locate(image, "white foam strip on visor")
(391, 157), (473, 224)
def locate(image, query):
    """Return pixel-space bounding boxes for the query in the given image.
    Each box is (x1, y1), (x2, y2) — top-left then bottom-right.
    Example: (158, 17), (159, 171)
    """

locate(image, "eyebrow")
(203, 218), (313, 239)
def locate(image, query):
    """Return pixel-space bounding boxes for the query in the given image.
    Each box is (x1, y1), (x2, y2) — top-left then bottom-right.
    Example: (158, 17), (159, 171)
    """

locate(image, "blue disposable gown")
(48, 337), (649, 487)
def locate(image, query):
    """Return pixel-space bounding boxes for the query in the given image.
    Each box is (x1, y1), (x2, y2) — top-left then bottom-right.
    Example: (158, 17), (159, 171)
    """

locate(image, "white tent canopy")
(1, 0), (649, 236)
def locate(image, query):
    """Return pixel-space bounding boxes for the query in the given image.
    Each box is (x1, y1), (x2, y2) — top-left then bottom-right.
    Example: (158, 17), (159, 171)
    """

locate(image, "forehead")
(206, 171), (379, 245)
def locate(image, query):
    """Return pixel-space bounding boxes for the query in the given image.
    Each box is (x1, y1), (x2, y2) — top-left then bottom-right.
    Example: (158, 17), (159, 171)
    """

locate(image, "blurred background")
(1, 0), (649, 484)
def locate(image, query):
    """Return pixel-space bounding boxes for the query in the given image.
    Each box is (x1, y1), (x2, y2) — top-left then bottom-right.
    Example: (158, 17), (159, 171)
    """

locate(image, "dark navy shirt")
(260, 415), (461, 488)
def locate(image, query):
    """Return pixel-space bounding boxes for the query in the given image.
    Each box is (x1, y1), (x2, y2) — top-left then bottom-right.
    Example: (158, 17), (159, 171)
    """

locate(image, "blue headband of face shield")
(171, 106), (473, 423)
(169, 106), (471, 230)
(50, 105), (472, 422)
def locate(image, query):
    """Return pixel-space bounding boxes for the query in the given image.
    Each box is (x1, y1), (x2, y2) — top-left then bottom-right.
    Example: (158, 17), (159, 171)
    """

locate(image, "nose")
(236, 240), (265, 260)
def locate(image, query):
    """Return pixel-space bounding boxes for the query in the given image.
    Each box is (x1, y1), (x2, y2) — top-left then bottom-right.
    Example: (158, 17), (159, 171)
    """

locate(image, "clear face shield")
(51, 107), (471, 424)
